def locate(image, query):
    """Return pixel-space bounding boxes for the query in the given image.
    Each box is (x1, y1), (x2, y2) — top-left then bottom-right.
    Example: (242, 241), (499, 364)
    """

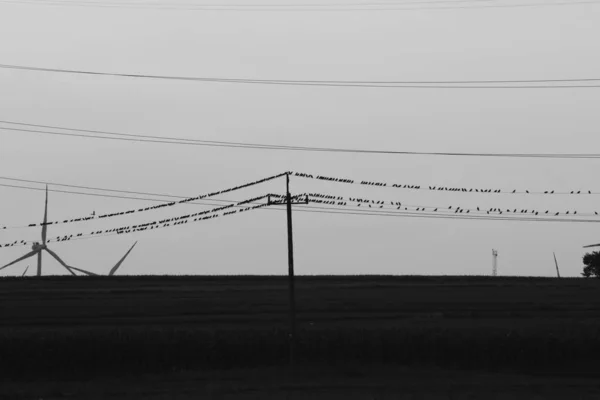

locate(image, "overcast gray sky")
(1, 0), (600, 277)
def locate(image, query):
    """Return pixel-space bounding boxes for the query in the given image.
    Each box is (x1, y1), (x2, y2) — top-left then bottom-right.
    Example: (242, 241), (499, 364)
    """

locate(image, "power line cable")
(0, 172), (288, 229)
(0, 196), (272, 248)
(291, 203), (600, 223)
(308, 193), (599, 217)
(1, 63), (600, 88)
(3, 124), (600, 159)
(294, 172), (600, 194)
(0, 0), (598, 10)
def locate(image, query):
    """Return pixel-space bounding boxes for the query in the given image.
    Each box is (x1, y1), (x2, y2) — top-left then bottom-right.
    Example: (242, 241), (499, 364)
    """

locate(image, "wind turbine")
(109, 241), (137, 276)
(0, 186), (95, 276)
(553, 252), (561, 278)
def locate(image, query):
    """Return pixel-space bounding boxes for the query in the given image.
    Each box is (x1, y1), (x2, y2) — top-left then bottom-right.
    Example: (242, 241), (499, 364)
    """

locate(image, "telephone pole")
(492, 249), (498, 276)
(286, 173), (297, 366)
(271, 173), (308, 366)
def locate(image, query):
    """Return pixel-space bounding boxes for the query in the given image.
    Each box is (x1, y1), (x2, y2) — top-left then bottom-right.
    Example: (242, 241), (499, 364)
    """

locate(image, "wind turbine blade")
(109, 241), (137, 276)
(583, 243), (600, 248)
(67, 266), (98, 276)
(22, 266), (29, 277)
(41, 185), (49, 245)
(44, 248), (76, 276)
(0, 250), (39, 271)
(553, 252), (561, 278)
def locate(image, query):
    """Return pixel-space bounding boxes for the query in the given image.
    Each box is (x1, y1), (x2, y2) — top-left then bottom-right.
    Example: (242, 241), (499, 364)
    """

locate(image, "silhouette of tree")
(582, 251), (600, 278)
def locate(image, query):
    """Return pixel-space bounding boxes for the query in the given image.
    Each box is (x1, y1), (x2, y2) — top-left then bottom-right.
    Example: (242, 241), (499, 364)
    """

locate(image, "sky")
(1, 0), (600, 277)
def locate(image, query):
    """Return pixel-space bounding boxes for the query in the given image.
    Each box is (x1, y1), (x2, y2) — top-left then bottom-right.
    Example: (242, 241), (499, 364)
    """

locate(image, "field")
(1, 275), (600, 399)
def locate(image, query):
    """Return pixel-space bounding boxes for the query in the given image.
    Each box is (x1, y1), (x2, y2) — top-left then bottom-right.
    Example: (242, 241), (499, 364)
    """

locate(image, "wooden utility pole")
(286, 172), (297, 366)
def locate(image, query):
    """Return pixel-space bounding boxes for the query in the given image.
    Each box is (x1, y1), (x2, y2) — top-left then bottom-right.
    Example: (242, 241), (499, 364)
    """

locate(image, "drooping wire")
(2, 63), (600, 88)
(294, 172), (600, 195)
(3, 124), (600, 159)
(307, 193), (599, 217)
(0, 0), (598, 11)
(0, 195), (273, 248)
(0, 172), (288, 229)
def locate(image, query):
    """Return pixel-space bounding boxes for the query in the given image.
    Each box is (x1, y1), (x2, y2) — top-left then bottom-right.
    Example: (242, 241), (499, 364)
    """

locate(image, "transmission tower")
(492, 249), (498, 276)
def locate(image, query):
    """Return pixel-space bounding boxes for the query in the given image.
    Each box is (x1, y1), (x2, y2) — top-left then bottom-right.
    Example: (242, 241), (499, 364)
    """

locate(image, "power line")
(0, 182), (238, 206)
(0, 171), (288, 229)
(0, 175), (209, 200)
(1, 63), (600, 88)
(0, 0), (497, 8)
(0, 0), (598, 11)
(291, 203), (600, 223)
(3, 124), (600, 159)
(294, 172), (600, 195)
(4, 190), (597, 249)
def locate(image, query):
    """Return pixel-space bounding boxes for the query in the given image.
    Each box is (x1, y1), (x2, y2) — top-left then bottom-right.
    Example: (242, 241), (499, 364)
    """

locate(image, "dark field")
(1, 275), (600, 399)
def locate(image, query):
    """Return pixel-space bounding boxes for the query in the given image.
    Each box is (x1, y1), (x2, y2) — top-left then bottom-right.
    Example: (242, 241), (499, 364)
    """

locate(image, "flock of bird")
(308, 193), (600, 217)
(0, 172), (287, 230)
(0, 198), (270, 248)
(3, 170), (599, 250)
(295, 172), (599, 196)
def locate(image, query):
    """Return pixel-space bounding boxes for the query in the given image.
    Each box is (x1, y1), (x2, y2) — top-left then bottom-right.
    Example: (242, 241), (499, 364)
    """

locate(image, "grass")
(1, 275), (599, 381)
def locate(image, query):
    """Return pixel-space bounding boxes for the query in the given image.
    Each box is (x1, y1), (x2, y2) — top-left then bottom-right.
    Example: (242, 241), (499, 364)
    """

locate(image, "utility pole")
(286, 173), (297, 366)
(553, 252), (561, 278)
(492, 249), (498, 276)
(272, 172), (308, 367)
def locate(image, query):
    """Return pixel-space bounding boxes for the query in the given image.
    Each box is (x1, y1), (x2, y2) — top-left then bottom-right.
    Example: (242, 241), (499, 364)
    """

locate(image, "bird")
(526, 190), (529, 194)
(434, 208), (438, 212)
(566, 211), (569, 215)
(571, 191), (574, 194)
(551, 190), (554, 194)
(512, 190), (516, 193)
(544, 191), (548, 194)
(577, 191), (581, 194)
(595, 212), (598, 215)
(555, 212), (559, 216)
(477, 207), (480, 211)
(91, 211), (96, 217)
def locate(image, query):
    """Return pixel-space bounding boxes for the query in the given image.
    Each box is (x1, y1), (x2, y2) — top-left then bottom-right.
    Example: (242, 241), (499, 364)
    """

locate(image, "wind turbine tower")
(492, 249), (498, 276)
(0, 186), (137, 276)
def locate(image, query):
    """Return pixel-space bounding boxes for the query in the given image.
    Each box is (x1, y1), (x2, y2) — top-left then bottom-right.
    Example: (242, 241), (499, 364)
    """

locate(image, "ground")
(3, 366), (600, 399)
(1, 275), (599, 399)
